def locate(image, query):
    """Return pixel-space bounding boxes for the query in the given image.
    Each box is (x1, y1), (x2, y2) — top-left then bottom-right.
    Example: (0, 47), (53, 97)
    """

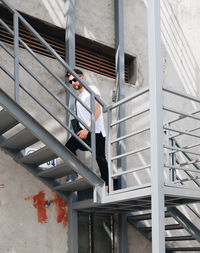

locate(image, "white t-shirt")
(77, 85), (106, 137)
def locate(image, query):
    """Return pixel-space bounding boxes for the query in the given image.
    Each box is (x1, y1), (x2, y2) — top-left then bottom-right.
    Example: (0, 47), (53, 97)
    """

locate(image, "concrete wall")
(128, 224), (152, 253)
(0, 149), (68, 253)
(1, 0), (200, 252)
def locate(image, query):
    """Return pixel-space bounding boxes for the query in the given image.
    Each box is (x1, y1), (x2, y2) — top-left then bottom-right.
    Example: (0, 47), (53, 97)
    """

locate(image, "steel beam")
(115, 0), (126, 189)
(148, 0), (165, 253)
(65, 0), (76, 132)
(168, 207), (200, 242)
(65, 3), (78, 253)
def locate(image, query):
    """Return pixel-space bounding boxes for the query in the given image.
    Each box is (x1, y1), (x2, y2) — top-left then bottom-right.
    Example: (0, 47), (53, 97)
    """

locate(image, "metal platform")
(72, 185), (200, 213)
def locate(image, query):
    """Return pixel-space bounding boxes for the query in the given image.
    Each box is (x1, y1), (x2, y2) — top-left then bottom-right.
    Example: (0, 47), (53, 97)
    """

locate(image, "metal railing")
(0, 0), (107, 175)
(163, 86), (200, 188)
(107, 87), (150, 193)
(1, 0), (200, 199)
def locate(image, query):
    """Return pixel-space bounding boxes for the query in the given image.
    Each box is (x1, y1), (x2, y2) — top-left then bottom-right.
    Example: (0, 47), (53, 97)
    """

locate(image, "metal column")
(115, 0), (126, 188)
(65, 1), (78, 253)
(115, 1), (127, 253)
(65, 0), (76, 129)
(118, 213), (128, 253)
(148, 0), (165, 253)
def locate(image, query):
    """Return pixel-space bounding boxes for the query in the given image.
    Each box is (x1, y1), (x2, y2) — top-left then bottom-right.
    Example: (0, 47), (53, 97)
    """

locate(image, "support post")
(115, 1), (127, 253)
(148, 0), (165, 253)
(14, 12), (19, 103)
(118, 213), (128, 253)
(68, 194), (78, 253)
(115, 0), (126, 189)
(65, 2), (78, 253)
(65, 0), (75, 130)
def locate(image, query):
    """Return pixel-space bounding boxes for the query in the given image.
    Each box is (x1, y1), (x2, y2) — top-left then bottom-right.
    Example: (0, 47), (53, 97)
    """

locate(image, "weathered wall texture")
(7, 0), (66, 28)
(128, 224), (152, 253)
(1, 0), (200, 252)
(0, 150), (68, 253)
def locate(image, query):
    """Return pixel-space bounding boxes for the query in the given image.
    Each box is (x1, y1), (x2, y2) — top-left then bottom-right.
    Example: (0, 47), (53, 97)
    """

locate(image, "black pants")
(65, 132), (109, 186)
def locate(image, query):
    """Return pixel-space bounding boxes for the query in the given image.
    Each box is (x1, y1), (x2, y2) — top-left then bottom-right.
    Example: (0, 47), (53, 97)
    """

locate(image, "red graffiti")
(25, 191), (48, 224)
(52, 192), (67, 227)
(0, 184), (5, 188)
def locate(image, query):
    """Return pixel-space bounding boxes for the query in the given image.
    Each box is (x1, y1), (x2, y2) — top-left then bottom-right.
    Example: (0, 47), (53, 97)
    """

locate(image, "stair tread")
(166, 247), (200, 252)
(19, 146), (57, 165)
(54, 178), (92, 192)
(128, 211), (171, 221)
(37, 162), (74, 178)
(0, 128), (39, 150)
(165, 235), (195, 241)
(138, 224), (184, 231)
(0, 110), (19, 135)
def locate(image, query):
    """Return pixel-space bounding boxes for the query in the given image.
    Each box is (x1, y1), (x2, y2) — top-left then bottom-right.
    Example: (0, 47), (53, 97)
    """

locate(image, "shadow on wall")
(161, 0), (200, 102)
(41, 0), (66, 27)
(143, 0), (200, 108)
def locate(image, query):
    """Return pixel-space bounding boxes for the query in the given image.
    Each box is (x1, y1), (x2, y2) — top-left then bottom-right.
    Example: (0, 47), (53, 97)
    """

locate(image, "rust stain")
(0, 184), (5, 188)
(52, 192), (68, 227)
(25, 191), (48, 224)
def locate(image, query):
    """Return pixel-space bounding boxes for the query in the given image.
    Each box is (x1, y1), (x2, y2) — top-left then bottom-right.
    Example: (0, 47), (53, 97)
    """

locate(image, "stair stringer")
(0, 88), (105, 201)
(168, 207), (200, 243)
(127, 212), (175, 253)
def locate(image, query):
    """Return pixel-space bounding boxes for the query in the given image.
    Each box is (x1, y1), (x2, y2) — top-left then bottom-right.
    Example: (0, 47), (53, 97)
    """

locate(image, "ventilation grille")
(0, 16), (130, 82)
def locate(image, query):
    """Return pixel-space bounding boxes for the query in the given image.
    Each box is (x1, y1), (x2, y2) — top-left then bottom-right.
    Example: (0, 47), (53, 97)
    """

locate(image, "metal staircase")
(127, 136), (200, 252)
(1, 0), (200, 252)
(0, 89), (104, 202)
(0, 0), (108, 203)
(128, 208), (200, 252)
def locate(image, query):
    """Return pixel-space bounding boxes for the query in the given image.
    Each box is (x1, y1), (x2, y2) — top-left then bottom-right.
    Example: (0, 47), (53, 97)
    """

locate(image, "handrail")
(163, 86), (200, 125)
(163, 106), (200, 122)
(0, 0), (107, 110)
(0, 63), (92, 151)
(0, 0), (106, 175)
(107, 87), (149, 111)
(163, 86), (200, 104)
(0, 40), (90, 132)
(1, 0), (152, 191)
(0, 19), (92, 113)
(111, 108), (150, 127)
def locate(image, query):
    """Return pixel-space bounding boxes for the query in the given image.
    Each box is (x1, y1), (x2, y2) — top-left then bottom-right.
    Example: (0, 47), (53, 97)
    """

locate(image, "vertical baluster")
(166, 123), (172, 182)
(107, 108), (113, 193)
(91, 93), (96, 173)
(171, 137), (176, 182)
(14, 12), (19, 103)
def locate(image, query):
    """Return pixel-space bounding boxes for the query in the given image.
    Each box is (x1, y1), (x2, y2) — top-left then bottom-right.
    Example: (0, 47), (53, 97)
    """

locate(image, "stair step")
(0, 128), (39, 150)
(37, 162), (74, 178)
(0, 110), (19, 135)
(165, 235), (195, 241)
(166, 247), (200, 252)
(128, 211), (171, 221)
(19, 146), (57, 165)
(54, 178), (92, 192)
(139, 224), (184, 232)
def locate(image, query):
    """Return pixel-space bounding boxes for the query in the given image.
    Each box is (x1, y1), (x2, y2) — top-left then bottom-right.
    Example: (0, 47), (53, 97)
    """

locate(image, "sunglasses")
(69, 78), (77, 84)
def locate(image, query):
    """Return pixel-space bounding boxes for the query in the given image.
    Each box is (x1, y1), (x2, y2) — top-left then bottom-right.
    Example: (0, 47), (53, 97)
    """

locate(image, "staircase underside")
(72, 185), (200, 212)
(0, 89), (104, 203)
